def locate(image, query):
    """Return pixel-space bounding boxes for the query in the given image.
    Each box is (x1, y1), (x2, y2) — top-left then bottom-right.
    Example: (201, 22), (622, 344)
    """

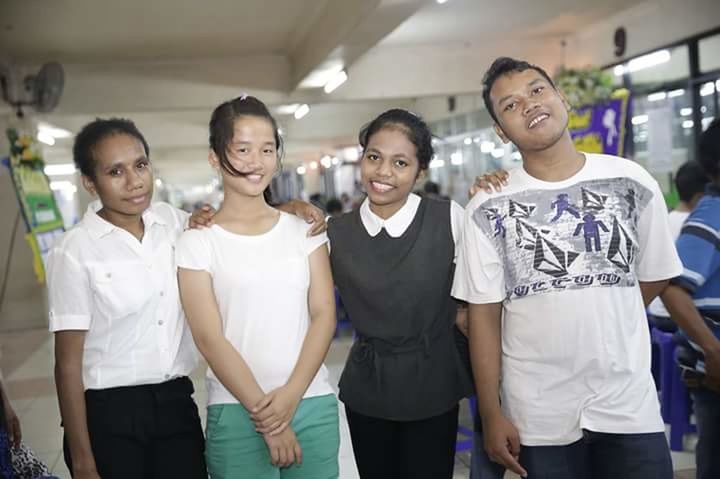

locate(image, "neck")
(216, 188), (272, 221)
(97, 208), (144, 240)
(369, 195), (410, 220)
(675, 201), (692, 213)
(520, 132), (585, 182)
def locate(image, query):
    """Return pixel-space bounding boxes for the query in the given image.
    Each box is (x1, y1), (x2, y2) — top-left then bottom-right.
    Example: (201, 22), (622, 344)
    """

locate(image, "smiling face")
(82, 133), (153, 221)
(490, 69), (570, 153)
(360, 126), (423, 219)
(210, 115), (278, 198)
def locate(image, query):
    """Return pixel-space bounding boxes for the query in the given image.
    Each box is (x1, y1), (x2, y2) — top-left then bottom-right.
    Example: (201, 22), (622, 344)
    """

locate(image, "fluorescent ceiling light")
(294, 104), (310, 120)
(463, 138), (472, 145)
(37, 131), (55, 146)
(276, 104), (301, 115)
(320, 155), (332, 168)
(647, 92), (667, 102)
(511, 151), (522, 160)
(38, 122), (72, 139)
(682, 120), (694, 129)
(436, 0), (449, 3)
(50, 180), (77, 192)
(480, 141), (495, 153)
(680, 108), (692, 116)
(429, 158), (445, 169)
(700, 82), (715, 97)
(296, 166), (306, 175)
(667, 89), (685, 98)
(614, 49), (671, 76)
(309, 161), (318, 170)
(450, 151), (463, 165)
(323, 70), (348, 94)
(331, 157), (340, 165)
(44, 163), (76, 176)
(491, 148), (505, 159)
(631, 115), (649, 125)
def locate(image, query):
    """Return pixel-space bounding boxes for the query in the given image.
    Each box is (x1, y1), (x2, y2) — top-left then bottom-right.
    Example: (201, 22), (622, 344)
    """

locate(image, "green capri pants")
(205, 393), (339, 479)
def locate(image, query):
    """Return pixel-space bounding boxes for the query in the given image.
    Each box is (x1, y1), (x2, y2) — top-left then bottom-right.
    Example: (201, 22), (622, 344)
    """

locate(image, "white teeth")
(244, 174), (262, 182)
(529, 114), (549, 128)
(371, 181), (393, 192)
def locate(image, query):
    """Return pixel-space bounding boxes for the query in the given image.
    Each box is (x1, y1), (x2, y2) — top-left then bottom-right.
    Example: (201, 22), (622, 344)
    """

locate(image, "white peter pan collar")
(359, 193), (421, 238)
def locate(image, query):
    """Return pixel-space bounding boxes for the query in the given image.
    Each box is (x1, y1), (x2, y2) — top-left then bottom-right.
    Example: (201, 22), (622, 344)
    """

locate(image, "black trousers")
(63, 376), (206, 479)
(345, 404), (459, 479)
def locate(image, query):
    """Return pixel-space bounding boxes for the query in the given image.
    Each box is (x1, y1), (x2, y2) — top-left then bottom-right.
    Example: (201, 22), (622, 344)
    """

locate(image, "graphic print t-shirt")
(452, 153), (682, 446)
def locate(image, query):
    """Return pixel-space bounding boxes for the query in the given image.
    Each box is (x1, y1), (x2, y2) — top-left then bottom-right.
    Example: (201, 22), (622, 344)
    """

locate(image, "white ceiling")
(0, 0), (692, 188)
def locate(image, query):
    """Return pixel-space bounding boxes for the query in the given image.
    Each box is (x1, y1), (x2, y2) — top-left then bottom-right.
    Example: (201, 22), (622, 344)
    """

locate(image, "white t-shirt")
(47, 201), (198, 390)
(647, 209), (690, 317)
(175, 212), (334, 406)
(452, 153), (683, 446)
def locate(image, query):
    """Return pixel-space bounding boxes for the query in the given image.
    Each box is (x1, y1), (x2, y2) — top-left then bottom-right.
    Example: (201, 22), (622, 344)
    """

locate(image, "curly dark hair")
(358, 109), (434, 171)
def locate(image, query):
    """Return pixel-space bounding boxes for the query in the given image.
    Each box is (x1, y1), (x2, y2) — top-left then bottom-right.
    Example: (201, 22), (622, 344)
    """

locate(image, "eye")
(531, 86), (545, 95)
(366, 153), (379, 161)
(109, 168), (122, 177)
(394, 159), (408, 168)
(235, 147), (248, 154)
(504, 101), (517, 112)
(137, 160), (149, 169)
(263, 147), (275, 155)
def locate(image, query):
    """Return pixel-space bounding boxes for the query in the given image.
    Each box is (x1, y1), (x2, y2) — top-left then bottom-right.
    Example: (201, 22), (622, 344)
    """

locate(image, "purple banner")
(568, 94), (630, 157)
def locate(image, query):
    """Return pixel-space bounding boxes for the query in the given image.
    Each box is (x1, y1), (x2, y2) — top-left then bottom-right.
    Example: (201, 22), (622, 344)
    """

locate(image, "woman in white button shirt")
(48, 118), (324, 479)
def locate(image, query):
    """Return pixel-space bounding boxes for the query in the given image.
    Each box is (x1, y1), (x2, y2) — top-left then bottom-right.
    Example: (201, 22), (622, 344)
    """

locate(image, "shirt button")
(159, 291), (164, 297)
(158, 320), (164, 325)
(164, 374), (170, 379)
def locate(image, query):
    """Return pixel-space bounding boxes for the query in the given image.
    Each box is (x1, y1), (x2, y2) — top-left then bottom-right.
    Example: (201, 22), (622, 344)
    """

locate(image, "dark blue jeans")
(519, 430), (672, 479)
(470, 413), (505, 479)
(691, 387), (720, 479)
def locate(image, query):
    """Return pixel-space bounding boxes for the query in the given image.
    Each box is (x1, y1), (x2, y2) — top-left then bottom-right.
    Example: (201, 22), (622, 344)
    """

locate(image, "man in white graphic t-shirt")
(452, 57), (682, 479)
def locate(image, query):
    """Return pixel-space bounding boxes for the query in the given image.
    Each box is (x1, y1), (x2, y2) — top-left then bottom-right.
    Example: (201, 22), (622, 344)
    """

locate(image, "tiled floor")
(0, 328), (698, 478)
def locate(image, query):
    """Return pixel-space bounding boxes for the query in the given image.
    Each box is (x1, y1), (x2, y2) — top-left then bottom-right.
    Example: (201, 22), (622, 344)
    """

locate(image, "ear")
(494, 124), (510, 144)
(415, 168), (427, 184)
(81, 175), (97, 196)
(208, 150), (220, 170)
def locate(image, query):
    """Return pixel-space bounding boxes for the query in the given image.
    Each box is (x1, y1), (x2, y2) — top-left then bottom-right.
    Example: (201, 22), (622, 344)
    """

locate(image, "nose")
(523, 100), (541, 117)
(375, 158), (392, 177)
(128, 168), (144, 190)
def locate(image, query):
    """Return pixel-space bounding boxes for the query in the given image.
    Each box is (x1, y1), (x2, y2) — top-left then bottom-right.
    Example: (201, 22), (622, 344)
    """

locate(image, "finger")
(252, 395), (273, 414)
(307, 220), (327, 237)
(498, 448), (527, 477)
(202, 205), (212, 211)
(268, 421), (289, 436)
(278, 446), (288, 467)
(270, 445), (280, 466)
(256, 420), (282, 434)
(294, 442), (303, 465)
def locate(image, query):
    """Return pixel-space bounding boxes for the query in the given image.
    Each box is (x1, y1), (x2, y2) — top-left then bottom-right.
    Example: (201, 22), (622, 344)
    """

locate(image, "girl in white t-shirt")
(176, 95), (339, 479)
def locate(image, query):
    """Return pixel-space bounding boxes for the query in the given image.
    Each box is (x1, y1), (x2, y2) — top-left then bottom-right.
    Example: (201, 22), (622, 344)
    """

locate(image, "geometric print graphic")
(473, 177), (653, 300)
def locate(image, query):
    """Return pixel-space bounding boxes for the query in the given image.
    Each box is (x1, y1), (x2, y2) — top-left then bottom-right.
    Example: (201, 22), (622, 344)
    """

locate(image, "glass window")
(699, 79), (718, 131)
(700, 34), (720, 73)
(614, 45), (689, 88)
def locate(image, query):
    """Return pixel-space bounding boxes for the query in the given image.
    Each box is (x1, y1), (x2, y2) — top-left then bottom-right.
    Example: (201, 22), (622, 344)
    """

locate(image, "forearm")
(286, 311), (335, 397)
(54, 363), (96, 471)
(196, 334), (266, 409)
(468, 302), (503, 419)
(662, 284), (720, 353)
(275, 200), (299, 215)
(639, 279), (669, 307)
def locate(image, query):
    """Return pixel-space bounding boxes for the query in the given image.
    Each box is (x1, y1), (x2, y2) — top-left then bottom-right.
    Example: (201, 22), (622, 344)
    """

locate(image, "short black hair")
(482, 57), (557, 124)
(209, 95), (284, 177)
(698, 117), (720, 179)
(358, 109), (434, 171)
(73, 118), (150, 179)
(674, 161), (708, 202)
(326, 198), (342, 215)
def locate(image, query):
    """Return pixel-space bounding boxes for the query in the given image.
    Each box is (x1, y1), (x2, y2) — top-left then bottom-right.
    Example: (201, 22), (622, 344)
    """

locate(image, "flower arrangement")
(6, 128), (43, 169)
(554, 67), (615, 108)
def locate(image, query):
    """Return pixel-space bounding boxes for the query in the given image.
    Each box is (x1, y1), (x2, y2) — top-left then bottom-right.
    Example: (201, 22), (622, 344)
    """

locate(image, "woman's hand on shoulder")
(188, 204), (216, 229)
(469, 169), (509, 198)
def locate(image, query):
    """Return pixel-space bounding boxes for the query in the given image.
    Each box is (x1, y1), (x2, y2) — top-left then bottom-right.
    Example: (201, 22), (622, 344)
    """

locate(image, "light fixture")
(38, 122), (72, 139)
(44, 163), (76, 176)
(491, 148), (505, 159)
(511, 151), (522, 160)
(436, 0), (449, 3)
(49, 180), (77, 193)
(276, 104), (301, 115)
(667, 89), (685, 98)
(463, 137), (472, 145)
(682, 120), (694, 129)
(700, 82), (715, 97)
(331, 157), (340, 165)
(614, 49), (671, 76)
(680, 108), (693, 116)
(320, 155), (332, 168)
(429, 158), (445, 169)
(323, 70), (348, 94)
(309, 161), (318, 170)
(647, 92), (667, 102)
(296, 166), (307, 175)
(294, 104), (310, 120)
(450, 151), (463, 165)
(631, 115), (649, 125)
(37, 131), (55, 146)
(480, 141), (495, 153)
